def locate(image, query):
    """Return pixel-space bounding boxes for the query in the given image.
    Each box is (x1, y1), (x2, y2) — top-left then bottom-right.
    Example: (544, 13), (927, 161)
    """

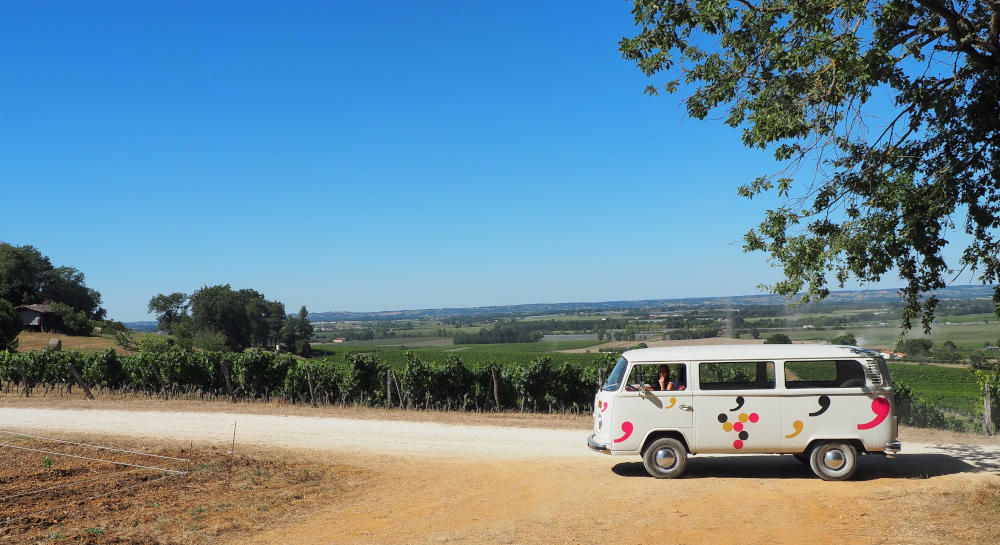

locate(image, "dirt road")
(3, 406), (999, 544)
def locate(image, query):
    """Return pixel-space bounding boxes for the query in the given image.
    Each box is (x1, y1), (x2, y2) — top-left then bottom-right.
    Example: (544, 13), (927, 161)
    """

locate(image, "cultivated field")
(1, 398), (999, 545)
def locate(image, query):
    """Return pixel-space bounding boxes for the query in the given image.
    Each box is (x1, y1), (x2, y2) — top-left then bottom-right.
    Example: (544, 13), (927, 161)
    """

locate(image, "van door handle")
(679, 405), (693, 412)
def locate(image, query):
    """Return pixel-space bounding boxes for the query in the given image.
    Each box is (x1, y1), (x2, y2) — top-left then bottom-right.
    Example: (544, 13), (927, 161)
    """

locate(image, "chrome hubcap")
(823, 448), (846, 470)
(655, 448), (677, 469)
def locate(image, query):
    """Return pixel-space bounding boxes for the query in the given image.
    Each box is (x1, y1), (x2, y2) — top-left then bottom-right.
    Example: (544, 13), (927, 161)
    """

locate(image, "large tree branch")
(988, 2), (1000, 54)
(916, 0), (1000, 65)
(731, 0), (788, 14)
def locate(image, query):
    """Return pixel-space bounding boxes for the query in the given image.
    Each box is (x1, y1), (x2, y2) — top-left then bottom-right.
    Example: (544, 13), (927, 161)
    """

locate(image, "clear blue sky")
(2, 1), (923, 321)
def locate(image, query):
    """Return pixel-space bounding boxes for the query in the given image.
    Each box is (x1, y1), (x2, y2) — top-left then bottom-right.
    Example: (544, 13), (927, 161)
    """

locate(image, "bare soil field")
(0, 435), (364, 544)
(2, 397), (1000, 545)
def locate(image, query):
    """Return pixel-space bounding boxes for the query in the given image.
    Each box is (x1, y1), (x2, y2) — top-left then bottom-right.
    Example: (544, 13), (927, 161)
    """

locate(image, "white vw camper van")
(587, 345), (901, 480)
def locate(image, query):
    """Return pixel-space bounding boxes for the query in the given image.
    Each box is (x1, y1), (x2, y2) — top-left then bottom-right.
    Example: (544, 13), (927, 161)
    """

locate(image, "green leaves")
(622, 0), (1000, 332)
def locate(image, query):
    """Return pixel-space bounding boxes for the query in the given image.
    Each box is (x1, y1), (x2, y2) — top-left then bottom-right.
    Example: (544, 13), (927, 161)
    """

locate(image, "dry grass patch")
(14, 332), (123, 354)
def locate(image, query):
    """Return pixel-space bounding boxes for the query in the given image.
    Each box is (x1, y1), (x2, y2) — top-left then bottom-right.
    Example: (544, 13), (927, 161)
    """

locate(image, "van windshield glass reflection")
(603, 357), (628, 391)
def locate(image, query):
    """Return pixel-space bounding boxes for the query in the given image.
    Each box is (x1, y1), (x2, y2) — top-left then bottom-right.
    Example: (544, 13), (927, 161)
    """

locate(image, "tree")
(0, 299), (20, 350)
(0, 243), (104, 317)
(50, 302), (92, 336)
(764, 333), (792, 344)
(896, 337), (934, 356)
(147, 292), (190, 332)
(934, 339), (960, 362)
(621, 1), (1000, 332)
(831, 333), (858, 346)
(280, 306), (314, 356)
(188, 284), (285, 351)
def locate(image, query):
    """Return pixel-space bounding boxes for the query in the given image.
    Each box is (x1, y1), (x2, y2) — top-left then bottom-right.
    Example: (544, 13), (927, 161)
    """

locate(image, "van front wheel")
(809, 441), (858, 481)
(642, 438), (687, 479)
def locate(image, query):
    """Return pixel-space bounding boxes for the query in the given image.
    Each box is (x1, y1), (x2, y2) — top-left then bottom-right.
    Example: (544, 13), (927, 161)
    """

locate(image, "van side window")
(699, 361), (775, 390)
(624, 363), (687, 391)
(784, 360), (867, 388)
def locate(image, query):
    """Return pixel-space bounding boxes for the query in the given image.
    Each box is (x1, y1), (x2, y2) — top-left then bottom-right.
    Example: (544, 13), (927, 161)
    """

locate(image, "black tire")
(642, 437), (687, 479)
(808, 441), (858, 481)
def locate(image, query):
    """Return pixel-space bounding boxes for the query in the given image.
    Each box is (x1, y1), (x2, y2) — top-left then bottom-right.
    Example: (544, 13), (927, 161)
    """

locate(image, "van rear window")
(699, 361), (775, 390)
(784, 360), (866, 388)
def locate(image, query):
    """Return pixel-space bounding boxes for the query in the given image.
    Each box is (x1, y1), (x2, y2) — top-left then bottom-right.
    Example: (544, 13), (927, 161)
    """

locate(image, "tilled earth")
(0, 434), (365, 544)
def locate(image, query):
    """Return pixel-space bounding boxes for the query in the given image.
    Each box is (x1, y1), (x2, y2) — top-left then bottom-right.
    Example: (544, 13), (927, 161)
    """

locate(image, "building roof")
(15, 303), (53, 314)
(622, 344), (880, 362)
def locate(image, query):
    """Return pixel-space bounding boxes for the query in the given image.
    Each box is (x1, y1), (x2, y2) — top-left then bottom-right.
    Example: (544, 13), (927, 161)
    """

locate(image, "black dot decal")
(738, 431), (749, 441)
(718, 413), (728, 423)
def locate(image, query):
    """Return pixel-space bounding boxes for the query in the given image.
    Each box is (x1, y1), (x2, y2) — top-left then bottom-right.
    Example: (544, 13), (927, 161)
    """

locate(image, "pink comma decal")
(857, 397), (890, 430)
(600, 401), (608, 413)
(613, 421), (633, 443)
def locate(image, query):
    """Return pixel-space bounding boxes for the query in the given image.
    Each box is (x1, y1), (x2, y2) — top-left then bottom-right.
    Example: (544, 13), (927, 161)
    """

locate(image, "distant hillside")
(307, 284), (997, 322)
(122, 321), (158, 332)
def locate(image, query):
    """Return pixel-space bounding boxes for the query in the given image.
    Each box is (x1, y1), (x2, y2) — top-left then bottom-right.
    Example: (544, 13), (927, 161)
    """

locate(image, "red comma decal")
(614, 421), (633, 443)
(601, 401), (608, 413)
(857, 397), (890, 430)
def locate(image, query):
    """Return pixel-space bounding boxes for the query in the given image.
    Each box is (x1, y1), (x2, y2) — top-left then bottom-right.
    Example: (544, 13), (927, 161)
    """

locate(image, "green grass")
(937, 313), (998, 324)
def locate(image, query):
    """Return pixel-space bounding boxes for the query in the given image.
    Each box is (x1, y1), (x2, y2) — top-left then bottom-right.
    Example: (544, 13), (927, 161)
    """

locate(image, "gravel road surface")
(2, 407), (999, 470)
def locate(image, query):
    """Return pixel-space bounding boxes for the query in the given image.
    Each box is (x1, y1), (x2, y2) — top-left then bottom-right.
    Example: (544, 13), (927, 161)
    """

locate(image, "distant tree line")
(453, 321), (544, 345)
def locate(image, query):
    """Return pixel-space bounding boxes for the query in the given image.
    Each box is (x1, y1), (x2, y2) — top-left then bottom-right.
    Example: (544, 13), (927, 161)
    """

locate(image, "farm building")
(15, 303), (54, 332)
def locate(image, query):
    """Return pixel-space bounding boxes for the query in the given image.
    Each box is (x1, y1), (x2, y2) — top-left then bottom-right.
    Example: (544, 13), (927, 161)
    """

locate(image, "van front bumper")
(885, 440), (902, 454)
(587, 434), (610, 454)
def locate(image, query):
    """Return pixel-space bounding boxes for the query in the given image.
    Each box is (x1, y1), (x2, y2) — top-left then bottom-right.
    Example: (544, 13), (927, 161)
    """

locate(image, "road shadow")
(611, 453), (981, 480)
(926, 443), (1000, 472)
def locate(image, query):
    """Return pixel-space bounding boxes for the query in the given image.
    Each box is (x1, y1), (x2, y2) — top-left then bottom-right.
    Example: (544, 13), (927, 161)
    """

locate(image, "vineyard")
(0, 348), (617, 414)
(0, 347), (993, 431)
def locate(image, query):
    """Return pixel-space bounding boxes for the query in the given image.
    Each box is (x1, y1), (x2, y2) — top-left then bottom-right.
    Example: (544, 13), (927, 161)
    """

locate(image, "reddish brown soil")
(0, 436), (365, 544)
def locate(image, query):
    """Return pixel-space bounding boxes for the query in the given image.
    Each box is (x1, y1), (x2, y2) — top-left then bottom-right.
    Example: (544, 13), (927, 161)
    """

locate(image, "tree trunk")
(66, 362), (94, 400)
(386, 369), (392, 408)
(304, 362), (317, 408)
(219, 359), (236, 403)
(985, 383), (994, 436)
(491, 368), (501, 412)
(11, 359), (30, 398)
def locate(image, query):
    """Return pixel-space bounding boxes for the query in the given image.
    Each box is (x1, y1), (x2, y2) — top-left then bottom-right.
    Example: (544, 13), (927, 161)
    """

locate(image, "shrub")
(192, 329), (228, 352)
(764, 333), (791, 344)
(830, 333), (857, 345)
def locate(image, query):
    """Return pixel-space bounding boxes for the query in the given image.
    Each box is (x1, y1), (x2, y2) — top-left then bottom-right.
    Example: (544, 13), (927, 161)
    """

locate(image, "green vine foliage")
(622, 0), (1000, 332)
(0, 349), (615, 413)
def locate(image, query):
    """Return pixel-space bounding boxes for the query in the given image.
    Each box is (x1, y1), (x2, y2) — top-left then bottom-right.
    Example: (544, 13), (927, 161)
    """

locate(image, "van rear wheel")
(808, 441), (858, 481)
(642, 438), (687, 479)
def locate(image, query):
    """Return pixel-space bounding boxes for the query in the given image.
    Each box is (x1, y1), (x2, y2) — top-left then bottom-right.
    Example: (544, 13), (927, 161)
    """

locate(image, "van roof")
(622, 344), (880, 362)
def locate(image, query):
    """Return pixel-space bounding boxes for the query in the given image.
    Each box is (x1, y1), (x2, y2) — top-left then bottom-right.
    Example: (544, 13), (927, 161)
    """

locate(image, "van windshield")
(602, 357), (628, 391)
